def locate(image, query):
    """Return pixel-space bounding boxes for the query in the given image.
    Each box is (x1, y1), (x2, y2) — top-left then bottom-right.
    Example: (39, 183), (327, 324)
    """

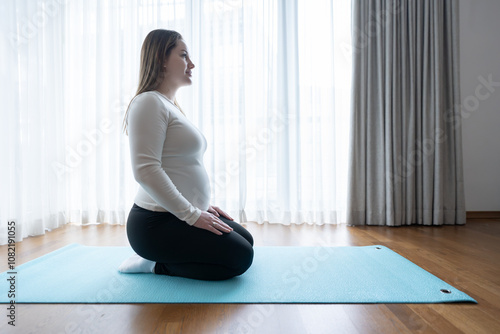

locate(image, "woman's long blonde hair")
(122, 29), (185, 135)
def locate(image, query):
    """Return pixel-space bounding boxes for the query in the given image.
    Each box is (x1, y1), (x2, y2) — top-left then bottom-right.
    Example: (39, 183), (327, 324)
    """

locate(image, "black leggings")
(126, 203), (254, 281)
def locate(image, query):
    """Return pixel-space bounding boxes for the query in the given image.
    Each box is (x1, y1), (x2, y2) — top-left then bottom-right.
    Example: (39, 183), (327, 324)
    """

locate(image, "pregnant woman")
(118, 29), (254, 280)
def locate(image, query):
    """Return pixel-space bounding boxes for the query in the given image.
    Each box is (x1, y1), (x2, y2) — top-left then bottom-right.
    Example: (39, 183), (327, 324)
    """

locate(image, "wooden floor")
(1, 219), (499, 334)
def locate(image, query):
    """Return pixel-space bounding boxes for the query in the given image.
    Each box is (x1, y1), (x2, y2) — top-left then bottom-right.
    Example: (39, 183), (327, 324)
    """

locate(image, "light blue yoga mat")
(0, 243), (476, 304)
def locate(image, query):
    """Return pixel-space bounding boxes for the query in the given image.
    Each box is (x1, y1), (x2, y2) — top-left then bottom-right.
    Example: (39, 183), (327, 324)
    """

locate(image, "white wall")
(460, 0), (500, 211)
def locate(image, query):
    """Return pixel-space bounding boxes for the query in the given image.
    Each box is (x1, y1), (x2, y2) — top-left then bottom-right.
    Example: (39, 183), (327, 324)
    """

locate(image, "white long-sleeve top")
(127, 90), (211, 226)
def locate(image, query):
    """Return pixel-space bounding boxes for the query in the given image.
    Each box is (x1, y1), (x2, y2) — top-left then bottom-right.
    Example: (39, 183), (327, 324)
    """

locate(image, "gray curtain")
(347, 0), (466, 226)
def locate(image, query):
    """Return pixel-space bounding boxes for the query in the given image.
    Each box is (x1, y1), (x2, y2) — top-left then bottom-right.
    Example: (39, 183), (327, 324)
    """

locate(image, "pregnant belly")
(167, 165), (211, 211)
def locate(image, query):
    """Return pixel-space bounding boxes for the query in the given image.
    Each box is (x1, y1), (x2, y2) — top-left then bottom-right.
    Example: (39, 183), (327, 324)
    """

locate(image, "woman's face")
(163, 39), (195, 89)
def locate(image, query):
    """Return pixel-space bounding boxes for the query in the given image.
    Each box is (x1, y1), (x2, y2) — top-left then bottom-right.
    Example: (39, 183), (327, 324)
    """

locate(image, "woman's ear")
(156, 52), (167, 70)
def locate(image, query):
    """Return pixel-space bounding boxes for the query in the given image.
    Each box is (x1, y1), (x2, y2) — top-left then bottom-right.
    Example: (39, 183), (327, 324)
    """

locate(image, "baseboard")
(466, 211), (500, 220)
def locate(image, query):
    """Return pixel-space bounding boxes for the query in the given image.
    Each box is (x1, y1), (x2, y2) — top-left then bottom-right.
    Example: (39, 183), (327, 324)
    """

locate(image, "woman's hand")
(207, 205), (234, 221)
(193, 211), (233, 235)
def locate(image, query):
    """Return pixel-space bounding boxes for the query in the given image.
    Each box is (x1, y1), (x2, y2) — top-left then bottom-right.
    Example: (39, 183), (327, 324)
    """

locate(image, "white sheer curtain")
(0, 0), (351, 245)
